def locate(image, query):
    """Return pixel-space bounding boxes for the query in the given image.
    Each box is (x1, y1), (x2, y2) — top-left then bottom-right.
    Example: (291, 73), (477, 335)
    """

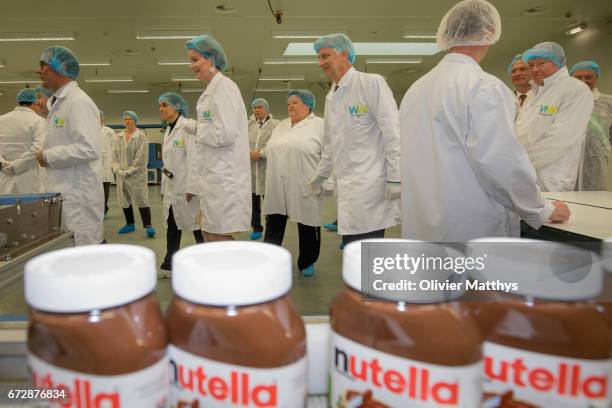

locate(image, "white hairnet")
(436, 0), (502, 51)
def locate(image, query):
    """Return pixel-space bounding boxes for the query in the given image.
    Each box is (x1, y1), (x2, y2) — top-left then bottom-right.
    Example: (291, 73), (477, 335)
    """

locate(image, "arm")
(370, 75), (401, 182)
(184, 119), (199, 196)
(43, 102), (101, 169)
(527, 86), (594, 170)
(11, 118), (46, 174)
(125, 131), (148, 176)
(315, 101), (334, 179)
(467, 82), (555, 228)
(256, 120), (279, 159)
(198, 84), (242, 148)
(111, 134), (121, 173)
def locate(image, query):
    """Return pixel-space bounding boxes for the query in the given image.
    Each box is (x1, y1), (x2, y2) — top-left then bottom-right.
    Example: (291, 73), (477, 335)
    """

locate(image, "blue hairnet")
(123, 111), (139, 124)
(507, 53), (524, 75)
(251, 98), (270, 112)
(40, 46), (80, 79)
(313, 33), (356, 64)
(287, 89), (316, 112)
(16, 88), (37, 104)
(522, 42), (566, 68)
(34, 85), (54, 98)
(185, 35), (228, 71)
(570, 60), (600, 77)
(158, 92), (189, 117)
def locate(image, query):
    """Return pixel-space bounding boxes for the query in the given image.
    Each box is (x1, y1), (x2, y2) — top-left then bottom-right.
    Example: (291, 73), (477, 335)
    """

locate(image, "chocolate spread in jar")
(25, 245), (168, 407)
(468, 238), (612, 408)
(167, 241), (307, 408)
(330, 239), (483, 408)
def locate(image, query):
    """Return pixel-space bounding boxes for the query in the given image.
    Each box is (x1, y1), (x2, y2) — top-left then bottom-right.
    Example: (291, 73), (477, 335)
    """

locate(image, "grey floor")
(0, 184), (400, 319)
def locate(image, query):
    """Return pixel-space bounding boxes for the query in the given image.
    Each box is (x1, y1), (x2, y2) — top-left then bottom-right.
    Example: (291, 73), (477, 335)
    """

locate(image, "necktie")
(50, 96), (57, 106)
(519, 94), (527, 106)
(258, 121), (263, 128)
(334, 85), (339, 92)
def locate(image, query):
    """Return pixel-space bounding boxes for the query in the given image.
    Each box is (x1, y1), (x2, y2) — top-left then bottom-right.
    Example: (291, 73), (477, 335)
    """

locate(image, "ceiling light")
(272, 30), (344, 39)
(402, 30), (436, 39)
(260, 75), (305, 81)
(0, 32), (76, 42)
(565, 22), (587, 36)
(366, 57), (422, 64)
(157, 59), (189, 66)
(284, 42), (439, 57)
(136, 30), (208, 40)
(180, 88), (204, 93)
(171, 75), (198, 82)
(79, 59), (111, 67)
(85, 77), (133, 83)
(107, 89), (149, 94)
(263, 58), (318, 65)
(0, 79), (41, 84)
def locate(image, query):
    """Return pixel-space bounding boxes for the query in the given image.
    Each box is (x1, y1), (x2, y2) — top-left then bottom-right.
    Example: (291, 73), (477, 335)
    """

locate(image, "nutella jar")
(330, 239), (482, 407)
(468, 238), (611, 408)
(166, 241), (307, 407)
(25, 244), (168, 407)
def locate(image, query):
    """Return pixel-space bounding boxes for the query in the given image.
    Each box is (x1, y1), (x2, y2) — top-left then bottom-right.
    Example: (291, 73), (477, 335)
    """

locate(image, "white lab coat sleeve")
(467, 83), (551, 229)
(185, 119), (199, 195)
(11, 119), (45, 175)
(126, 133), (148, 176)
(315, 102), (334, 179)
(111, 135), (121, 173)
(369, 76), (401, 182)
(44, 102), (100, 169)
(527, 87), (594, 170)
(200, 96), (240, 148)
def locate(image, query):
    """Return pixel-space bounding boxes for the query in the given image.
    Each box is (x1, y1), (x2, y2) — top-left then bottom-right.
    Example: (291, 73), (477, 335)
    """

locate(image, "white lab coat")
(578, 89), (612, 191)
(399, 53), (554, 242)
(186, 73), (251, 234)
(42, 81), (103, 245)
(161, 115), (200, 231)
(0, 106), (46, 194)
(111, 129), (149, 208)
(248, 115), (279, 195)
(263, 114), (325, 226)
(316, 67), (401, 235)
(513, 88), (533, 118)
(101, 126), (115, 183)
(516, 67), (594, 192)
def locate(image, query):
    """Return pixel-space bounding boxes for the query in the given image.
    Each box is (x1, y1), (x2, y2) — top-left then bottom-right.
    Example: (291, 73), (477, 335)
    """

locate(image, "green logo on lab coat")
(53, 116), (65, 127)
(202, 110), (213, 120)
(538, 105), (558, 116)
(348, 104), (368, 118)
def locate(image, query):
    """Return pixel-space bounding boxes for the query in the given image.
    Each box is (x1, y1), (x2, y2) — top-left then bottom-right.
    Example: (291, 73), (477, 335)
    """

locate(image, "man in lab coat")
(399, 0), (569, 241)
(0, 88), (46, 194)
(248, 98), (279, 240)
(508, 53), (533, 114)
(311, 33), (401, 246)
(516, 42), (593, 192)
(35, 46), (104, 246)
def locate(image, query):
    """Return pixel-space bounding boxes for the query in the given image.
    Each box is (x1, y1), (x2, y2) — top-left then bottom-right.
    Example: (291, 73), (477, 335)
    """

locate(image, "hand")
(186, 193), (195, 203)
(0, 161), (15, 175)
(116, 169), (127, 177)
(309, 176), (325, 197)
(548, 200), (570, 223)
(35, 150), (47, 167)
(250, 150), (260, 161)
(384, 182), (401, 200)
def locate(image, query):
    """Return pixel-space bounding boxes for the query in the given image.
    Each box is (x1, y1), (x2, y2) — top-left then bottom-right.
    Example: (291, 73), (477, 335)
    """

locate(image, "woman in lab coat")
(185, 35), (251, 241)
(111, 111), (156, 237)
(158, 92), (204, 271)
(263, 90), (325, 277)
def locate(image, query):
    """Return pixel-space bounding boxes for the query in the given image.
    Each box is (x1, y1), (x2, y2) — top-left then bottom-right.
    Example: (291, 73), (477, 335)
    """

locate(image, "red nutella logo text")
(334, 347), (459, 404)
(484, 355), (608, 399)
(169, 359), (277, 407)
(32, 370), (120, 408)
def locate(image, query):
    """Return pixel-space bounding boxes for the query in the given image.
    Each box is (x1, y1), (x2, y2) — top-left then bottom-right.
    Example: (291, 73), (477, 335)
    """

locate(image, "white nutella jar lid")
(467, 238), (602, 300)
(342, 238), (466, 303)
(172, 241), (292, 306)
(25, 244), (157, 313)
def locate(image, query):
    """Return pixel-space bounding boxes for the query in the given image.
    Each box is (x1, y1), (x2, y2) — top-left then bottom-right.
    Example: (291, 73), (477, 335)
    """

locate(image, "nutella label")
(168, 344), (307, 407)
(28, 352), (169, 407)
(483, 342), (612, 407)
(330, 332), (482, 407)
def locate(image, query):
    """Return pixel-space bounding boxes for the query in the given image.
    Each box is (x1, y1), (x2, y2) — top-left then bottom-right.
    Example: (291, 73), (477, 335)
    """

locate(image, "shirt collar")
(204, 72), (224, 96)
(54, 80), (78, 100)
(541, 66), (569, 89)
(14, 106), (35, 113)
(333, 66), (356, 91)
